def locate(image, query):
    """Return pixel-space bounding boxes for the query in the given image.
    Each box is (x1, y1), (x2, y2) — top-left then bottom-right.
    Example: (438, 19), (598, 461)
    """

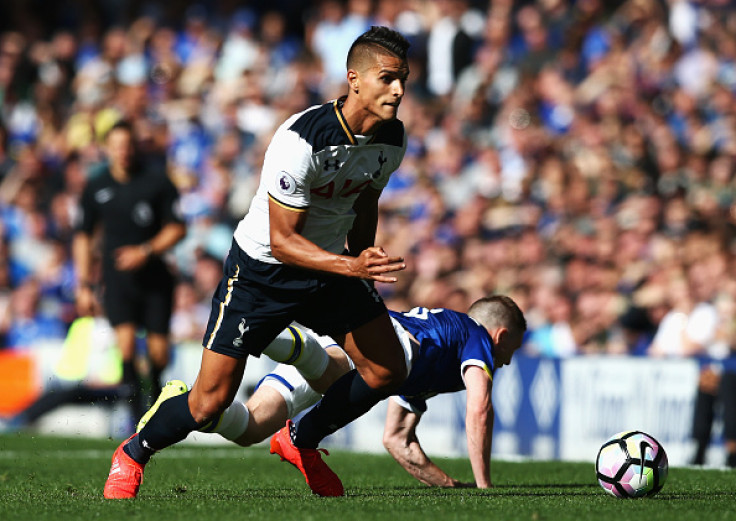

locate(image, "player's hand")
(74, 286), (97, 316)
(348, 246), (405, 283)
(114, 244), (150, 271)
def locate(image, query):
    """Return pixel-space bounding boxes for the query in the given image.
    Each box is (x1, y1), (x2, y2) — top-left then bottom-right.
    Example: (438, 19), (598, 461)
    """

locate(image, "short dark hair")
(105, 120), (134, 141)
(347, 26), (410, 70)
(467, 295), (527, 334)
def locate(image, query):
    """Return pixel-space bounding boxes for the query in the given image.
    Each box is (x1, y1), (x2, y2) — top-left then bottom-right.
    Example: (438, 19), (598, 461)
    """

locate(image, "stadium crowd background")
(0, 0), (735, 367)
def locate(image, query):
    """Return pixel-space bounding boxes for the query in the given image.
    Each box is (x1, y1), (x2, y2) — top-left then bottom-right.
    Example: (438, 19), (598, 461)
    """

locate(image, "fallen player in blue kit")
(138, 295), (526, 492)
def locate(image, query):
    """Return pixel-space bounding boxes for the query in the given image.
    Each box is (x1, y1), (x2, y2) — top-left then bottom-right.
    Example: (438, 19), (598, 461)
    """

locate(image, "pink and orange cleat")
(270, 420), (344, 497)
(103, 434), (145, 499)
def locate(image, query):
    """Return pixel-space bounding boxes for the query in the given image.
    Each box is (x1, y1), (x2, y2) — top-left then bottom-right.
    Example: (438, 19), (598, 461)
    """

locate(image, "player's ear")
(347, 69), (359, 94)
(491, 327), (509, 346)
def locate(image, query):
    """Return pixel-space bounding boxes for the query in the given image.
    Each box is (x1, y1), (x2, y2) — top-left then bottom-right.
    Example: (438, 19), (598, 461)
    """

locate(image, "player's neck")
(340, 96), (387, 136)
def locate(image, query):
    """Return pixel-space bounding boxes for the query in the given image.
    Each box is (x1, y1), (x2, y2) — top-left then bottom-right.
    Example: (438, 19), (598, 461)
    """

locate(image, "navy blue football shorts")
(202, 240), (387, 359)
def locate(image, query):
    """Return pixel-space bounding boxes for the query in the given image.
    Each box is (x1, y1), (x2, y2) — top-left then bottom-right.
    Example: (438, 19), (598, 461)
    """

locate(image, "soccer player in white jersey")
(140, 295), (527, 490)
(104, 26), (411, 499)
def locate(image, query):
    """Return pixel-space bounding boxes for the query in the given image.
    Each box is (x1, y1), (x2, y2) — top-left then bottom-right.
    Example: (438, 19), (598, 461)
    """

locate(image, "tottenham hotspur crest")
(372, 151), (387, 179)
(233, 318), (249, 347)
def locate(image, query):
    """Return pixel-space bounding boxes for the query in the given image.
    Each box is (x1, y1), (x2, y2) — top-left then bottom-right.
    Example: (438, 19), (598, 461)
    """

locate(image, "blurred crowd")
(1, 0), (736, 364)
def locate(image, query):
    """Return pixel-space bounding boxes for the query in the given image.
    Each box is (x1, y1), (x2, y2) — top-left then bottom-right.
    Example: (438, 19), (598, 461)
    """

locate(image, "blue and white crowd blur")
(1, 0), (736, 363)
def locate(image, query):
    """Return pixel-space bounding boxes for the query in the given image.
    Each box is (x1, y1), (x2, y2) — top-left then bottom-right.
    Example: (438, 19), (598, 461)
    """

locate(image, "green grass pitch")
(0, 434), (733, 521)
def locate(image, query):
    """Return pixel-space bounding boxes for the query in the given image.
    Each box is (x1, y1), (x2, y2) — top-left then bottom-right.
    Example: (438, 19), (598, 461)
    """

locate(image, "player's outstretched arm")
(382, 399), (473, 488)
(269, 198), (405, 282)
(464, 365), (494, 488)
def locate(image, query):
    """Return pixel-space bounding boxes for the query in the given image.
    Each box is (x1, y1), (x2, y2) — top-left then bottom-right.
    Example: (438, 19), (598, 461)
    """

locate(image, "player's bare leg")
(133, 339), (353, 450)
(104, 349), (245, 499)
(187, 350), (247, 422)
(292, 312), (406, 448)
(233, 387), (289, 446)
(243, 347), (352, 445)
(342, 313), (407, 390)
(272, 313), (406, 496)
(305, 347), (353, 393)
(204, 346), (352, 444)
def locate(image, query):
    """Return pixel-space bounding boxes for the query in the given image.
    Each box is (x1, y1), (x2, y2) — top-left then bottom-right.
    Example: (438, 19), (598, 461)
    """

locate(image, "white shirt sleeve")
(262, 127), (315, 209)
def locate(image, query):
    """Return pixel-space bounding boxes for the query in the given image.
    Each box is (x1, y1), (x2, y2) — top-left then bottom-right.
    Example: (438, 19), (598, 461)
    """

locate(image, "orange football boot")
(270, 420), (344, 497)
(103, 434), (145, 499)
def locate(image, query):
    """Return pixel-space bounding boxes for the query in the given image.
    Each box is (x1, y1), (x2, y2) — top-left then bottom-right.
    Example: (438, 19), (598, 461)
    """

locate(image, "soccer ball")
(595, 430), (668, 498)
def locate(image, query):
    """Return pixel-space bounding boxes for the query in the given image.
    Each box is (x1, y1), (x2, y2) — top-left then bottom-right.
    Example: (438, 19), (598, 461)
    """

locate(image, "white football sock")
(261, 324), (329, 380)
(208, 400), (250, 441)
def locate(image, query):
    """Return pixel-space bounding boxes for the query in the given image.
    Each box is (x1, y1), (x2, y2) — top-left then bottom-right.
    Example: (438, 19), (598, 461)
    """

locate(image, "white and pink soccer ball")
(595, 430), (668, 498)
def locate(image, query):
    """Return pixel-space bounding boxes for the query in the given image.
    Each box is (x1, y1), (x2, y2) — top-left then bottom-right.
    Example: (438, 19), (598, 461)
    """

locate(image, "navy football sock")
(124, 392), (200, 464)
(294, 369), (390, 449)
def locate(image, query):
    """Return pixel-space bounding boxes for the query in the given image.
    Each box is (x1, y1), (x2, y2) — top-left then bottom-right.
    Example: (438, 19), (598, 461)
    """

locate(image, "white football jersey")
(234, 98), (407, 263)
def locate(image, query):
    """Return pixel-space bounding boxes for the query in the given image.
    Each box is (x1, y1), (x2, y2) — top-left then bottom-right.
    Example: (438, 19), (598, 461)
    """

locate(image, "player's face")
(354, 53), (409, 122)
(106, 128), (135, 172)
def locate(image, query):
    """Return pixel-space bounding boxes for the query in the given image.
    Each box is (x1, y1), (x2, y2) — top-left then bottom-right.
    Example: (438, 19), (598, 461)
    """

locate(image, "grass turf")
(0, 434), (733, 521)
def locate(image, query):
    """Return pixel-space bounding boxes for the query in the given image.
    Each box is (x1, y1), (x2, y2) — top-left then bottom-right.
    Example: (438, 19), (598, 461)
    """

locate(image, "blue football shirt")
(389, 307), (496, 412)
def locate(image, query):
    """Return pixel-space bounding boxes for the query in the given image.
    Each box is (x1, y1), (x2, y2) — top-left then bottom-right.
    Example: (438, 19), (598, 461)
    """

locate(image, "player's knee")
(308, 348), (352, 394)
(189, 389), (233, 423)
(362, 362), (406, 391)
(355, 340), (408, 391)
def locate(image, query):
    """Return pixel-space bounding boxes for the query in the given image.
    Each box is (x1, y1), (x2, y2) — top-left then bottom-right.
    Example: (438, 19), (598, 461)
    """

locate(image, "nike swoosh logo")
(639, 440), (652, 481)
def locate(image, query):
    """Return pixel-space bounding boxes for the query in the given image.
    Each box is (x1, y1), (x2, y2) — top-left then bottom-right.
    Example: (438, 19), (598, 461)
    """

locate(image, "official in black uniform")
(73, 120), (186, 424)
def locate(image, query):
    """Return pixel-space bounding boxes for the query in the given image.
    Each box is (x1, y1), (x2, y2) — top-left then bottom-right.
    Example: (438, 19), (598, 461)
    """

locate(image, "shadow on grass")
(342, 484), (603, 499)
